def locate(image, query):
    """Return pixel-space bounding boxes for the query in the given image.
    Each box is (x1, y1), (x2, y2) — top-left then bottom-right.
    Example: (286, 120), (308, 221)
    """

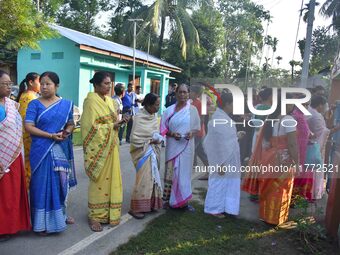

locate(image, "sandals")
(88, 219), (103, 232)
(66, 216), (75, 224)
(128, 211), (145, 220)
(211, 213), (226, 219)
(0, 235), (11, 242)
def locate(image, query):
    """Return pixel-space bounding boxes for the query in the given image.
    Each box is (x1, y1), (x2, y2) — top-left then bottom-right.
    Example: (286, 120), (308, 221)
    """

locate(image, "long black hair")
(17, 72), (39, 102)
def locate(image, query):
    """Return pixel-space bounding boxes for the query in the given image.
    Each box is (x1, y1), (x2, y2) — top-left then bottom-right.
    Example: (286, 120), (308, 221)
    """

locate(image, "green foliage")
(292, 196), (328, 254)
(298, 26), (339, 75)
(0, 0), (57, 50)
(56, 0), (111, 35)
(320, 0), (340, 33)
(217, 0), (269, 80)
(33, 0), (63, 18)
(163, 7), (224, 83)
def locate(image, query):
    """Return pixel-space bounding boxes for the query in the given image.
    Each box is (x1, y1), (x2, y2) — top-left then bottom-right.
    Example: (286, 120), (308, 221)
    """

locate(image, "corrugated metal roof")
(50, 24), (180, 71)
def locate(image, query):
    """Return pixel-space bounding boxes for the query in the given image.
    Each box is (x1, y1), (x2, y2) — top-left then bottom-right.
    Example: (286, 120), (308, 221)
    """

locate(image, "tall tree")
(56, 0), (111, 35)
(271, 37), (278, 67)
(129, 0), (213, 59)
(276, 56), (283, 66)
(0, 0), (56, 50)
(320, 0), (340, 33)
(107, 0), (145, 45)
(33, 0), (63, 18)
(217, 0), (269, 80)
(163, 7), (224, 82)
(298, 26), (339, 74)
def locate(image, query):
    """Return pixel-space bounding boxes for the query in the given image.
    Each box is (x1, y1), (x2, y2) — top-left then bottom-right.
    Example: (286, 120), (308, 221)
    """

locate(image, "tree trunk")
(158, 16), (166, 58)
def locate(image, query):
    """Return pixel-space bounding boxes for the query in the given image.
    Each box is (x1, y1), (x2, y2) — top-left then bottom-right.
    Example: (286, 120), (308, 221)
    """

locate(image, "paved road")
(1, 143), (166, 255)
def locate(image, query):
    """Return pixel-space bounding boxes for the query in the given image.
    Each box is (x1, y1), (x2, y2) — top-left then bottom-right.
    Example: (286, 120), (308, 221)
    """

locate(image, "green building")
(17, 25), (181, 112)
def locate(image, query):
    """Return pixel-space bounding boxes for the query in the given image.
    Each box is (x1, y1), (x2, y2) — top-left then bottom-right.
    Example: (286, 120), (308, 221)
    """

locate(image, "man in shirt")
(165, 83), (177, 108)
(120, 83), (136, 144)
(134, 86), (144, 114)
(112, 83), (125, 122)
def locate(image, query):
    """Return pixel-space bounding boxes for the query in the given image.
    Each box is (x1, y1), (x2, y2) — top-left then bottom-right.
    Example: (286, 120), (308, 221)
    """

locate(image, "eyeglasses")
(0, 82), (14, 88)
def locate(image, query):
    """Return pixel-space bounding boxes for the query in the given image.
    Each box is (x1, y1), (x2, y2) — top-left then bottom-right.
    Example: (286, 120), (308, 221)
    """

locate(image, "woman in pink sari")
(291, 94), (313, 201)
(160, 84), (200, 211)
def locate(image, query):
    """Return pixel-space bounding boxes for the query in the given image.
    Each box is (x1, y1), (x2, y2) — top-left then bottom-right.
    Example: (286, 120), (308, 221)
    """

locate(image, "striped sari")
(26, 99), (76, 233)
(129, 108), (163, 212)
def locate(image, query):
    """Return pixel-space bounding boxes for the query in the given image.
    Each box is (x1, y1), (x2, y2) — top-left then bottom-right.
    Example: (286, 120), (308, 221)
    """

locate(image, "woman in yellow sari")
(81, 71), (128, 232)
(129, 93), (163, 219)
(253, 93), (299, 225)
(17, 72), (40, 188)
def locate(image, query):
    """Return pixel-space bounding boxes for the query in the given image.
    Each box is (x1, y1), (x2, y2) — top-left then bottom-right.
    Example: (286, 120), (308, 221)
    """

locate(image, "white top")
(272, 115), (296, 136)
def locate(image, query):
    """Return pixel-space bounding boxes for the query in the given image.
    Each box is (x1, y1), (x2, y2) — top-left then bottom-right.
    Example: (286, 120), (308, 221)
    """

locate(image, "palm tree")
(276, 56), (282, 66)
(133, 0), (212, 59)
(289, 60), (300, 80)
(271, 37), (278, 66)
(301, 2), (320, 22)
(320, 0), (340, 33)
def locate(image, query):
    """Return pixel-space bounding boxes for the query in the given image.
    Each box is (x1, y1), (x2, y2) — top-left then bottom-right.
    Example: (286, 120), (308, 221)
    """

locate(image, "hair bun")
(89, 78), (94, 84)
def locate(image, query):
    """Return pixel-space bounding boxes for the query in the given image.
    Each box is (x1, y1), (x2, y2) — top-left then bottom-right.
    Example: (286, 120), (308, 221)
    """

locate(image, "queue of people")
(1, 68), (339, 241)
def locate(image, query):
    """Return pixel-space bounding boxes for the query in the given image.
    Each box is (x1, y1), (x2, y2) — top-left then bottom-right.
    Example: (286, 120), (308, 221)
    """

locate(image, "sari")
(255, 117), (295, 225)
(19, 91), (38, 188)
(160, 101), (200, 208)
(203, 108), (241, 215)
(81, 92), (122, 225)
(0, 97), (31, 235)
(26, 99), (77, 233)
(242, 104), (271, 197)
(291, 108), (313, 200)
(307, 106), (330, 200)
(129, 108), (163, 213)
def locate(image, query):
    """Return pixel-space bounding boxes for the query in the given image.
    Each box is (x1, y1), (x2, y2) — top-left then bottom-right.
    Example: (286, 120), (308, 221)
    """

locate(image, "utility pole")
(300, 0), (316, 88)
(128, 19), (143, 87)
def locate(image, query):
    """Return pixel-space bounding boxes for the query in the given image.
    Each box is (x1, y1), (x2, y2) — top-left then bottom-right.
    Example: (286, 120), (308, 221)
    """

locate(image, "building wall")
(17, 37), (80, 105)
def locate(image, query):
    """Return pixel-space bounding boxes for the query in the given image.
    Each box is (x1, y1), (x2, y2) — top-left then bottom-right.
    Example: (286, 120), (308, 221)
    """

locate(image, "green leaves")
(0, 0), (57, 50)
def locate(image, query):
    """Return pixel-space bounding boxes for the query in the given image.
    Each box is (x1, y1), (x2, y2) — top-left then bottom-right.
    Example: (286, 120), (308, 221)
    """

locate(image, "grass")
(112, 203), (338, 255)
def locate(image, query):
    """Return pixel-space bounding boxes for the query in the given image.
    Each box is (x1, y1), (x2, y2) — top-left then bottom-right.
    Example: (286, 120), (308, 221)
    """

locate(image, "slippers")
(88, 219), (103, 232)
(66, 216), (75, 224)
(128, 211), (145, 219)
(183, 205), (195, 213)
(0, 235), (11, 242)
(211, 214), (226, 219)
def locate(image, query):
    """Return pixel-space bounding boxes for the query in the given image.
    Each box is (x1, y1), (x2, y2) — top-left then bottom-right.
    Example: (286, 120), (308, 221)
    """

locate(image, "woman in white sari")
(204, 92), (243, 217)
(160, 84), (200, 211)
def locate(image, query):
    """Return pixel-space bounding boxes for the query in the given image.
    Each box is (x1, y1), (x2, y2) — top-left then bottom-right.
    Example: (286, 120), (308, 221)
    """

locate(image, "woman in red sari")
(0, 70), (31, 240)
(253, 93), (299, 225)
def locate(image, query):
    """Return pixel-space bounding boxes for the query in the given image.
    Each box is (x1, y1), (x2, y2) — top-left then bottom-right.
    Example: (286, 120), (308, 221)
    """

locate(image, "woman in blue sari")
(25, 72), (77, 234)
